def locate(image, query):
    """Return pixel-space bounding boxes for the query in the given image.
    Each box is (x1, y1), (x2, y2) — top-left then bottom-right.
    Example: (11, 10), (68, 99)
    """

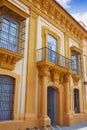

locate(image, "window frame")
(0, 69), (20, 121)
(42, 26), (61, 54)
(70, 46), (83, 76)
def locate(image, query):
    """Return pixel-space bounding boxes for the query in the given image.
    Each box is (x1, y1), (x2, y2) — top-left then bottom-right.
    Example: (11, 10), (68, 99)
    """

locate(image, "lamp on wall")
(84, 81), (87, 85)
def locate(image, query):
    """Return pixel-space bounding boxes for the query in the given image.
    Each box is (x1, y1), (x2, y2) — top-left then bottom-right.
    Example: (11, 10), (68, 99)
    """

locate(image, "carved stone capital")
(72, 75), (80, 86)
(38, 65), (50, 77)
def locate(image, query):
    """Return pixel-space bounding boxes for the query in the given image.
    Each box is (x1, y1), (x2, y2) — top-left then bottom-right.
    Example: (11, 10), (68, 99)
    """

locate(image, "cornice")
(19, 0), (87, 45)
(0, 0), (29, 20)
(70, 46), (83, 54)
(21, 0), (87, 40)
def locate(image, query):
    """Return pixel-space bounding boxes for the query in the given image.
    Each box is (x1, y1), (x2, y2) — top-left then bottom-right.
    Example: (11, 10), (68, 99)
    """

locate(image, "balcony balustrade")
(37, 47), (72, 70)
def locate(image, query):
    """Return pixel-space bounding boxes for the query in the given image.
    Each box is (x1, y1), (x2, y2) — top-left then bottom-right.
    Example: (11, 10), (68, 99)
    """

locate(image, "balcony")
(37, 47), (72, 72)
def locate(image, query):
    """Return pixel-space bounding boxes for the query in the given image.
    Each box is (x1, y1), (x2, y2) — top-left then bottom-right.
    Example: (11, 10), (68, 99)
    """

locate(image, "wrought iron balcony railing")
(37, 47), (72, 70)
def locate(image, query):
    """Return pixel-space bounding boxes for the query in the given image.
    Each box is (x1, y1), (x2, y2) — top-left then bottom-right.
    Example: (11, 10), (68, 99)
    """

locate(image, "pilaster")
(25, 10), (38, 120)
(64, 33), (69, 58)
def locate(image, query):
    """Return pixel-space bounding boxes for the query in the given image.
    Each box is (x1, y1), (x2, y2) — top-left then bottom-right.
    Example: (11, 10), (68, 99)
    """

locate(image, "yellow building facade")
(0, 0), (87, 130)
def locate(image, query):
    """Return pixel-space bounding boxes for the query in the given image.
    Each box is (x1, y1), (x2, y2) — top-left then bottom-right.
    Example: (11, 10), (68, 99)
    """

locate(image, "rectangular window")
(0, 15), (19, 53)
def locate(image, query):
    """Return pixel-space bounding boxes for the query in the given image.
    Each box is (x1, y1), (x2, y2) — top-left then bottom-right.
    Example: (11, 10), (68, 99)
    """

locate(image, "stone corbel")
(66, 20), (70, 31)
(55, 11), (61, 24)
(42, 0), (49, 14)
(49, 6), (55, 19)
(72, 75), (80, 86)
(32, 0), (42, 8)
(60, 15), (66, 27)
(50, 69), (61, 84)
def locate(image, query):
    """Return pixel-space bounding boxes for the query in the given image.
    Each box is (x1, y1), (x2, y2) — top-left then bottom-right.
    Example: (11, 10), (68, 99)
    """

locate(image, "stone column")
(39, 65), (50, 126)
(63, 73), (73, 126)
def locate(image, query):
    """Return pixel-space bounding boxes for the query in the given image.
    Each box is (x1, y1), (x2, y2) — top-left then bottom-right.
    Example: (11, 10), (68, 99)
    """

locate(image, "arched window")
(0, 75), (14, 121)
(48, 34), (57, 63)
(74, 89), (79, 113)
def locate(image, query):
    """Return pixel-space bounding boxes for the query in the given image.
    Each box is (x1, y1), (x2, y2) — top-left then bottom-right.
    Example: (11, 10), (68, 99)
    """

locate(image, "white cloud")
(71, 12), (87, 29)
(55, 0), (87, 30)
(55, 0), (71, 9)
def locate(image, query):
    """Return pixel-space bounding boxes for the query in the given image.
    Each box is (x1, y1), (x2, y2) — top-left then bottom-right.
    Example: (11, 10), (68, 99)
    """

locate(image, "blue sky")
(55, 0), (87, 29)
(67, 0), (87, 14)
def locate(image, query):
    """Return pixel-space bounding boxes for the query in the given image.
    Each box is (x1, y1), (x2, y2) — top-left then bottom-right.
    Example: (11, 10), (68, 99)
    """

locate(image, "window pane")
(74, 89), (79, 113)
(0, 18), (9, 48)
(48, 34), (57, 64)
(2, 18), (9, 32)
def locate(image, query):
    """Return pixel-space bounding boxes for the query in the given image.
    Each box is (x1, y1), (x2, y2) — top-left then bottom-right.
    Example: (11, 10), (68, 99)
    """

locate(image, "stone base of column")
(63, 113), (74, 126)
(39, 115), (51, 126)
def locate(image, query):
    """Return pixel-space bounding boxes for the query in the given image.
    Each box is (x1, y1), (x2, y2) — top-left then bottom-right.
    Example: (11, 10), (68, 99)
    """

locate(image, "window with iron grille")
(0, 75), (14, 121)
(0, 15), (19, 53)
(74, 89), (79, 113)
(0, 15), (25, 55)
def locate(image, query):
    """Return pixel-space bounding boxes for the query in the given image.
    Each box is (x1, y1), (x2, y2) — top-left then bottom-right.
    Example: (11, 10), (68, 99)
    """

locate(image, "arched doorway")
(74, 89), (79, 113)
(0, 75), (14, 121)
(47, 86), (57, 124)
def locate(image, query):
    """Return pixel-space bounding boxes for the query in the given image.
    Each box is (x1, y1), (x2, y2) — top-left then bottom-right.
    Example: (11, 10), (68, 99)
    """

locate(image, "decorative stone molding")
(42, 26), (61, 53)
(72, 75), (81, 86)
(0, 48), (23, 70)
(70, 46), (83, 54)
